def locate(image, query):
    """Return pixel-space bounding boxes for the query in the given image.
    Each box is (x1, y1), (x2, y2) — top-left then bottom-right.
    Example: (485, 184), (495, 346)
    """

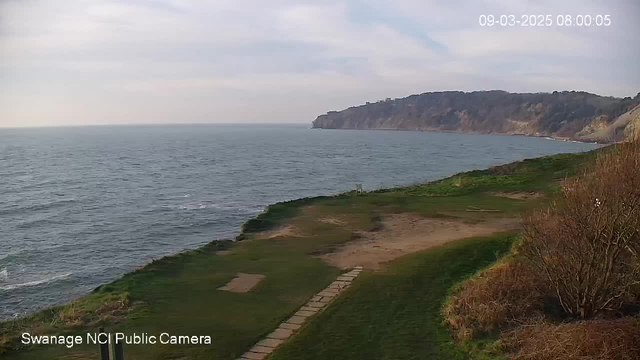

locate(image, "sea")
(0, 124), (598, 320)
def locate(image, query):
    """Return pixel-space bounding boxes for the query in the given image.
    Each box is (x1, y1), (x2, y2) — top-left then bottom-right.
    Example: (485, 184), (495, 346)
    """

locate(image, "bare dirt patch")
(318, 214), (521, 270)
(317, 217), (346, 225)
(216, 250), (233, 256)
(490, 192), (543, 200)
(256, 225), (303, 239)
(218, 273), (266, 293)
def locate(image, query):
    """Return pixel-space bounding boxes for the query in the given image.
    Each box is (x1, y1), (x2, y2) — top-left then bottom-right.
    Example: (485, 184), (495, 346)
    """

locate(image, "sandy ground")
(218, 273), (266, 293)
(317, 217), (346, 225)
(318, 214), (521, 270)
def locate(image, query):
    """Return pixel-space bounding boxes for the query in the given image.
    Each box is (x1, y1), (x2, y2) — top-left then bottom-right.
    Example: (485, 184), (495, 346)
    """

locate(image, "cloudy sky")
(1, 0), (638, 128)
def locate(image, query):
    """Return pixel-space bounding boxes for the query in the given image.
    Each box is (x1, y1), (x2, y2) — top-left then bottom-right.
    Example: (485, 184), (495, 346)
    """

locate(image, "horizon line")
(0, 122), (312, 130)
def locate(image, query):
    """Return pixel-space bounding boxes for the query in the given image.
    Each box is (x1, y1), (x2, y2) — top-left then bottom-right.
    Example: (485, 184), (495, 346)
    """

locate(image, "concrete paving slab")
(279, 323), (301, 330)
(306, 301), (325, 308)
(250, 346), (275, 354)
(266, 328), (293, 340)
(294, 310), (316, 317)
(242, 352), (267, 360)
(287, 316), (306, 324)
(256, 338), (283, 348)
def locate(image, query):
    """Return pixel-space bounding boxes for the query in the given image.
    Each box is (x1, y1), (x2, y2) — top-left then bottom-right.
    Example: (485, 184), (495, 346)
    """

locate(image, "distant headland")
(312, 90), (640, 143)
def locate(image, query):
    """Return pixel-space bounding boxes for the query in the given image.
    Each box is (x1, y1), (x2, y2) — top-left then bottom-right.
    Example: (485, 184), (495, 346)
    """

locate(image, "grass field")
(270, 232), (517, 360)
(0, 148), (599, 359)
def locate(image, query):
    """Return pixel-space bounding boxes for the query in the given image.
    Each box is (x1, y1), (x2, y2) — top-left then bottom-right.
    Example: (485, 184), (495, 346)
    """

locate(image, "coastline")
(3, 124), (601, 322)
(310, 126), (605, 144)
(0, 147), (601, 359)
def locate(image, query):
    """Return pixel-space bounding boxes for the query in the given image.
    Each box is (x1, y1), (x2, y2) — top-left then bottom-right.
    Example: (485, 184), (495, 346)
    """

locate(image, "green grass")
(2, 239), (342, 359)
(390, 151), (596, 196)
(270, 232), (518, 360)
(0, 149), (601, 359)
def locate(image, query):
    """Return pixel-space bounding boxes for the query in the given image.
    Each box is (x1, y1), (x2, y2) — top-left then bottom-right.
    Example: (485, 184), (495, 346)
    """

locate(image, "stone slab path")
(237, 266), (363, 360)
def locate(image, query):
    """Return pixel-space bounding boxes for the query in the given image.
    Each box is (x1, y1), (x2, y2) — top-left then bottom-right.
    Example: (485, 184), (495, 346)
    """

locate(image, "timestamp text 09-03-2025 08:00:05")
(479, 14), (611, 27)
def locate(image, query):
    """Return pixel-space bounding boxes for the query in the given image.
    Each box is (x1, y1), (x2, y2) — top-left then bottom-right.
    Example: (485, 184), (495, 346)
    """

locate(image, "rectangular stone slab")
(256, 338), (283, 348)
(266, 328), (293, 340)
(300, 306), (319, 312)
(242, 351), (267, 360)
(279, 323), (301, 330)
(294, 310), (315, 317)
(250, 346), (275, 354)
(287, 316), (307, 324)
(306, 302), (325, 308)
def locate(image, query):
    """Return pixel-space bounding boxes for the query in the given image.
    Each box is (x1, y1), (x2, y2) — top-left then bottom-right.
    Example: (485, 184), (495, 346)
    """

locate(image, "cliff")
(312, 90), (640, 142)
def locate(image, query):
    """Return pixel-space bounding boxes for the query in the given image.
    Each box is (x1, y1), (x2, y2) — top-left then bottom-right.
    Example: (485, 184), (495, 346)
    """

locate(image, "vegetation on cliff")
(312, 90), (640, 142)
(444, 138), (640, 360)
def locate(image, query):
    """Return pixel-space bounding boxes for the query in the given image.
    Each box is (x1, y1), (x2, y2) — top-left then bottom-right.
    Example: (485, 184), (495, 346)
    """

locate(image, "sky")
(1, 0), (639, 128)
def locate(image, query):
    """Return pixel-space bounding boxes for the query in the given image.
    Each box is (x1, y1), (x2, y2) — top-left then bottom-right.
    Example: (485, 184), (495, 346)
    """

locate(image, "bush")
(500, 318), (640, 360)
(520, 139), (640, 319)
(443, 259), (546, 341)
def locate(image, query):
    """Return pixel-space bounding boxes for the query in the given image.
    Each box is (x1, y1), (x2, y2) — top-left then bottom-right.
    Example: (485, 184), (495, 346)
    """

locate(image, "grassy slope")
(0, 149), (598, 360)
(270, 232), (517, 360)
(3, 232), (342, 360)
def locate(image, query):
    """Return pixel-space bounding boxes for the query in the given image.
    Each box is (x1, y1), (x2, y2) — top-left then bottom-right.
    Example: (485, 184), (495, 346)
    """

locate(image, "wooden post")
(114, 341), (125, 360)
(99, 327), (109, 360)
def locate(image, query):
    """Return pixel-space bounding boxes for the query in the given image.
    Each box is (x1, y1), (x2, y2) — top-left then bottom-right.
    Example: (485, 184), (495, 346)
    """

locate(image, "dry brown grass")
(500, 318), (640, 360)
(443, 259), (546, 341)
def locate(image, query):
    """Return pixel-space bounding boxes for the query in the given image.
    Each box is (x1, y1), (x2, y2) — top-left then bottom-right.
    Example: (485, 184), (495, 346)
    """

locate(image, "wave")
(161, 202), (260, 212)
(0, 272), (72, 291)
(0, 268), (7, 282)
(178, 204), (210, 210)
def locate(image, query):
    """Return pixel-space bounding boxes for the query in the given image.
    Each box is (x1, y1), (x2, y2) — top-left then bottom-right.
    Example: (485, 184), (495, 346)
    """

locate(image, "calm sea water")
(0, 124), (598, 319)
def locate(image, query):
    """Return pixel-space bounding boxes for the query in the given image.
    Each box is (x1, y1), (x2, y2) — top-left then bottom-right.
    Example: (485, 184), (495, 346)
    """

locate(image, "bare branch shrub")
(521, 139), (640, 318)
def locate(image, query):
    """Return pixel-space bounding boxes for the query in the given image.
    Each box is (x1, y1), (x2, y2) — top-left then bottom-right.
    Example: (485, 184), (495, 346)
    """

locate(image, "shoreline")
(0, 132), (598, 322)
(0, 147), (602, 359)
(0, 143), (597, 323)
(310, 126), (606, 144)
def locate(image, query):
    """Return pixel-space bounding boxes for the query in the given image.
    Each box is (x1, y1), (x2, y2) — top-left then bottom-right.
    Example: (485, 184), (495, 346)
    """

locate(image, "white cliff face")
(623, 105), (640, 140)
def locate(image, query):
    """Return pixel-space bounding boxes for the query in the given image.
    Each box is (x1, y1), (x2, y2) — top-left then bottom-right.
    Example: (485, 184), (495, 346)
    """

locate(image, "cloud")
(0, 0), (638, 127)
